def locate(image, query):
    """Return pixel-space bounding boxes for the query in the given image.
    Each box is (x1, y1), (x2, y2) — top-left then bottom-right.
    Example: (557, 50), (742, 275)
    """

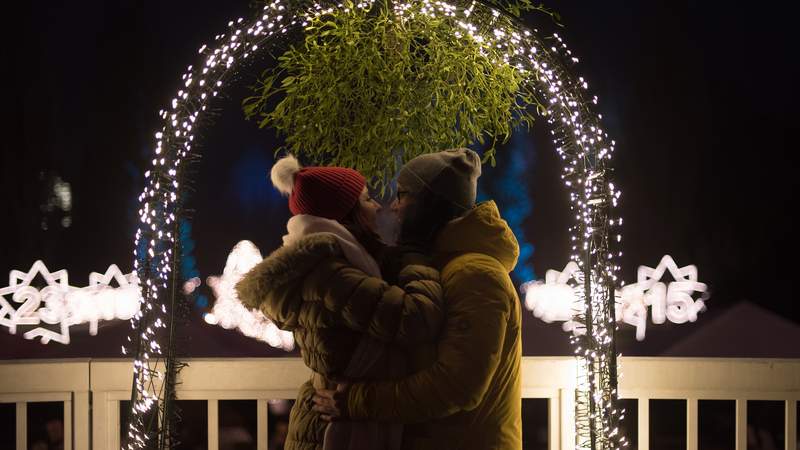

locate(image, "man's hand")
(312, 383), (350, 422)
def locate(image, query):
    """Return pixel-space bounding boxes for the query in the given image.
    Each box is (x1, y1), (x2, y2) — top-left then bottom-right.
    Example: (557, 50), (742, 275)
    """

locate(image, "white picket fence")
(1, 357), (797, 450)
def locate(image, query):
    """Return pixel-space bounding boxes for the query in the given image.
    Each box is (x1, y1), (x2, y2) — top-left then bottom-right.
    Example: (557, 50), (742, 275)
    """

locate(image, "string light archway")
(126, 0), (625, 448)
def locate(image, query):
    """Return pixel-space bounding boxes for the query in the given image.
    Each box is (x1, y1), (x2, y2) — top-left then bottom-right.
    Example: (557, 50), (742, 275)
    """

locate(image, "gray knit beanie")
(397, 148), (482, 210)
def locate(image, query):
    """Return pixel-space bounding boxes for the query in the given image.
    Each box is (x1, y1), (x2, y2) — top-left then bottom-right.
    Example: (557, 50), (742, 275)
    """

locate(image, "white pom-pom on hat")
(271, 154), (302, 196)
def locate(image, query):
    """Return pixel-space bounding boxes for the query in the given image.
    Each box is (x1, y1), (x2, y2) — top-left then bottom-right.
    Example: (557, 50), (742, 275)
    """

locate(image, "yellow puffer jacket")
(236, 233), (443, 450)
(346, 201), (522, 450)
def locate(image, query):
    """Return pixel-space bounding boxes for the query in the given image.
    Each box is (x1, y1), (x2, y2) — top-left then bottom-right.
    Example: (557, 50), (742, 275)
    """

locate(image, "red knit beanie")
(270, 155), (366, 221)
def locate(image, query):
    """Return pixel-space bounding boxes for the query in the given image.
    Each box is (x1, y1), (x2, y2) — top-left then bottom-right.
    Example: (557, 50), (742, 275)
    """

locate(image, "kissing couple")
(236, 148), (523, 450)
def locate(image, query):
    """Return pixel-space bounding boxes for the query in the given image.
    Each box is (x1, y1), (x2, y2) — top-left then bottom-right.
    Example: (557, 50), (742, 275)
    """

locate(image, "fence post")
(736, 399), (747, 450)
(65, 398), (73, 450)
(93, 391), (110, 449)
(16, 402), (26, 450)
(73, 391), (91, 450)
(548, 395), (560, 450)
(687, 397), (698, 450)
(208, 399), (219, 450)
(638, 398), (649, 450)
(559, 389), (575, 450)
(257, 399), (270, 450)
(787, 399), (797, 450)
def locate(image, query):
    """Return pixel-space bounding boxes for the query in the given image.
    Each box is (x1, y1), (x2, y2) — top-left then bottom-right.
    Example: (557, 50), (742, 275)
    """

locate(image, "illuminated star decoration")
(522, 261), (584, 334)
(79, 264), (142, 335)
(524, 255), (709, 341)
(616, 255), (708, 341)
(205, 240), (294, 351)
(0, 261), (141, 344)
(0, 260), (71, 343)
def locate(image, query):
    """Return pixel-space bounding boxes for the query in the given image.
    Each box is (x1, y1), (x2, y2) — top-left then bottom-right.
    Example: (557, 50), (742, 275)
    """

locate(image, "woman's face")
(358, 187), (382, 232)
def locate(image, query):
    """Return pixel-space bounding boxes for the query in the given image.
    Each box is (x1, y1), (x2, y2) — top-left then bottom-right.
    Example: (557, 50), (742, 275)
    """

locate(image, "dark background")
(2, 1), (797, 358)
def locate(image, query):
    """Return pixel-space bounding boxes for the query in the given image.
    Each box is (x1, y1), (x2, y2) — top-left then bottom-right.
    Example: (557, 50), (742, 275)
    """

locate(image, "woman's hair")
(340, 200), (385, 262)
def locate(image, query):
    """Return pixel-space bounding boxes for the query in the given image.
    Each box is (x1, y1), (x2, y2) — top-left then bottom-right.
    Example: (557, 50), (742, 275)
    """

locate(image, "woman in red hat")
(236, 155), (442, 450)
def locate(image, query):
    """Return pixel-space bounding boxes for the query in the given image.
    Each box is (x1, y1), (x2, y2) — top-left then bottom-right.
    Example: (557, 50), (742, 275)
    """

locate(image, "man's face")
(391, 183), (415, 224)
(392, 182), (432, 245)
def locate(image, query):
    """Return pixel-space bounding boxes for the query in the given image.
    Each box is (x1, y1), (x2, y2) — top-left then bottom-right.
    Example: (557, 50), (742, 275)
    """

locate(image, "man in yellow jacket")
(314, 148), (523, 450)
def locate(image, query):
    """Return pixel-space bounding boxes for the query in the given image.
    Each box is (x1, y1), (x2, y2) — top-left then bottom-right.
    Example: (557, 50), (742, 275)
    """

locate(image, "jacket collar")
(283, 214), (381, 277)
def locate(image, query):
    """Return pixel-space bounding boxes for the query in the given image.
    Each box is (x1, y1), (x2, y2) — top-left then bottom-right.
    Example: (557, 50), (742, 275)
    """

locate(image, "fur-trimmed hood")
(283, 214), (381, 277)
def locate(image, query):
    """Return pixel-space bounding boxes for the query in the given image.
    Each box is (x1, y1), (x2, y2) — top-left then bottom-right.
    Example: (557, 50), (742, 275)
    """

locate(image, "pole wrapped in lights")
(128, 0), (624, 448)
(126, 3), (307, 447)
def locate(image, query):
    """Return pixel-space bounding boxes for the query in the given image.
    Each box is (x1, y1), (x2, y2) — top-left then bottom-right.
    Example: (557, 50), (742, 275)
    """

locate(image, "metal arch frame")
(126, 1), (623, 448)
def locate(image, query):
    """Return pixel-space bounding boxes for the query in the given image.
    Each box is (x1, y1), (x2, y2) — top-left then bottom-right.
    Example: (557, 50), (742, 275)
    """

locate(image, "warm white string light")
(127, 0), (624, 448)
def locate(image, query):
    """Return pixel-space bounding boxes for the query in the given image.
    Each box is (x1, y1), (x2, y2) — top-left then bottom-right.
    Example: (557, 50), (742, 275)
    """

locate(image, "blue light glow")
(477, 132), (536, 283)
(178, 219), (207, 309)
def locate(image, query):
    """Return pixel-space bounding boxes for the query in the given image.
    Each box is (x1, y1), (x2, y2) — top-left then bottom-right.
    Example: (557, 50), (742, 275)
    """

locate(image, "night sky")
(3, 1), (798, 357)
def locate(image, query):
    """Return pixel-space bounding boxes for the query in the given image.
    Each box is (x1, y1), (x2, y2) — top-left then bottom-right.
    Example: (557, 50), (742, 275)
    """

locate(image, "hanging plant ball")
(242, 0), (545, 191)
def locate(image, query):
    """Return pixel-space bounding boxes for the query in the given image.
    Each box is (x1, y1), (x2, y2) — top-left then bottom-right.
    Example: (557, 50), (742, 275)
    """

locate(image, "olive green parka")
(345, 201), (523, 450)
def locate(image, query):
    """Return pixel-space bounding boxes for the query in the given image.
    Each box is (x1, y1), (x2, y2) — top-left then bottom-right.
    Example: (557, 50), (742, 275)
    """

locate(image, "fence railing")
(1, 357), (797, 450)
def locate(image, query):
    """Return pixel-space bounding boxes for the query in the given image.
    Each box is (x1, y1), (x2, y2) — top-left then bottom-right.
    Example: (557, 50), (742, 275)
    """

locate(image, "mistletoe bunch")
(243, 0), (548, 191)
